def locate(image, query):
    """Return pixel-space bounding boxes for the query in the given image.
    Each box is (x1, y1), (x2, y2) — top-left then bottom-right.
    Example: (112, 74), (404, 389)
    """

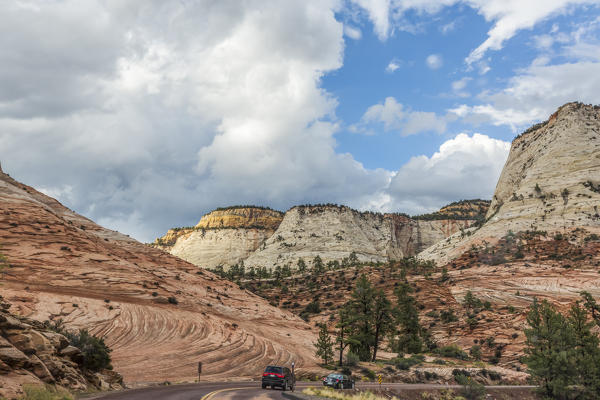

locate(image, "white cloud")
(350, 0), (599, 66)
(0, 0), (395, 242)
(426, 54), (443, 69)
(451, 60), (600, 129)
(353, 97), (447, 136)
(344, 24), (363, 39)
(385, 58), (402, 72)
(351, 0), (391, 40)
(387, 133), (510, 214)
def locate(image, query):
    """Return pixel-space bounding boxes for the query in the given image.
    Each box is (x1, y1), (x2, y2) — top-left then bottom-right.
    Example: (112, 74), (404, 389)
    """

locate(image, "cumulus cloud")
(387, 133), (510, 214)
(0, 0), (395, 242)
(426, 54), (443, 69)
(344, 24), (363, 39)
(385, 59), (402, 72)
(350, 0), (599, 65)
(352, 97), (447, 136)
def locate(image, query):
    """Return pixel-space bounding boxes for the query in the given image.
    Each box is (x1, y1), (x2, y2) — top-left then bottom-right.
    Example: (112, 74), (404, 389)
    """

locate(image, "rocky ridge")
(153, 207), (283, 268)
(0, 169), (320, 394)
(420, 102), (600, 265)
(155, 203), (485, 270)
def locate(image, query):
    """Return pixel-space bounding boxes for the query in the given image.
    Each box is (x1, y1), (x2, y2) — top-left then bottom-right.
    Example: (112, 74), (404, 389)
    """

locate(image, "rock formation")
(155, 203), (485, 270)
(0, 169), (319, 394)
(153, 207), (283, 268)
(0, 296), (123, 399)
(244, 205), (475, 269)
(420, 102), (600, 264)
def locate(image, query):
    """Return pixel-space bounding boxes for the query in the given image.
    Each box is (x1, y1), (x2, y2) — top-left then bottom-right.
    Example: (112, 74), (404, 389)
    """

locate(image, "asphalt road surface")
(89, 381), (537, 400)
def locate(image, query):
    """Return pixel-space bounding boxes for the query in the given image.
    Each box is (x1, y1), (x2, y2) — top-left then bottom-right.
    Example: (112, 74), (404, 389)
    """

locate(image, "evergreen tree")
(297, 258), (307, 273)
(336, 305), (356, 366)
(371, 289), (393, 361)
(392, 281), (424, 354)
(524, 299), (577, 399)
(348, 251), (359, 266)
(346, 274), (375, 361)
(312, 255), (324, 274)
(569, 302), (600, 397)
(315, 324), (334, 365)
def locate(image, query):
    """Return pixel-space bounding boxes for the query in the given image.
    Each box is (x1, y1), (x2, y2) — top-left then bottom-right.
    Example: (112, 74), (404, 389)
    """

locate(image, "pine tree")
(336, 305), (356, 366)
(569, 301), (600, 398)
(347, 274), (375, 361)
(312, 255), (324, 274)
(297, 258), (307, 273)
(524, 299), (577, 399)
(392, 281), (424, 354)
(372, 289), (393, 361)
(315, 324), (334, 365)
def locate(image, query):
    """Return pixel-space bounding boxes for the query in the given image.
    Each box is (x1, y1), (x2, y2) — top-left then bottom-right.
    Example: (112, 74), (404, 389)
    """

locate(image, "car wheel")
(351, 382), (355, 389)
(262, 384), (266, 389)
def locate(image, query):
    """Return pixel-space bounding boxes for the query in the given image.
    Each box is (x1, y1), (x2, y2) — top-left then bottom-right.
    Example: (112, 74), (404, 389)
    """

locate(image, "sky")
(1, 0), (599, 242)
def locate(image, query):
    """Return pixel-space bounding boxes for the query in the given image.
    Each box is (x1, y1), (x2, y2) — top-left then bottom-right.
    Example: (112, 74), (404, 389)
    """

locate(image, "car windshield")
(265, 366), (283, 373)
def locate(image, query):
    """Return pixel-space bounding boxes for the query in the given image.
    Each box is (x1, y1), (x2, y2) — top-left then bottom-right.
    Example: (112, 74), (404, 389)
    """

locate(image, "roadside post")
(291, 361), (295, 392)
(378, 374), (382, 387)
(198, 361), (202, 382)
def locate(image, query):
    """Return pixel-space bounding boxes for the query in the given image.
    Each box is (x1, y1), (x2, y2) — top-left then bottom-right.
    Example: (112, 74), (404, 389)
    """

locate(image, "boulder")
(28, 354), (55, 383)
(41, 331), (69, 351)
(0, 315), (30, 330)
(0, 345), (30, 368)
(59, 345), (83, 364)
(29, 331), (53, 355)
(5, 331), (36, 355)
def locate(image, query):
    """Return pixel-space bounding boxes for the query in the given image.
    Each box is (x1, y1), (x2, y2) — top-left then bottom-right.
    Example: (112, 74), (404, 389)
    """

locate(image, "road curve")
(88, 381), (538, 400)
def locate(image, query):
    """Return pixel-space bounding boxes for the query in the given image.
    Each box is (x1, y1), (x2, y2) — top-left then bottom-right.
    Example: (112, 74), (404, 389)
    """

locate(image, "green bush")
(393, 354), (424, 370)
(435, 344), (469, 360)
(22, 385), (73, 400)
(456, 374), (486, 400)
(345, 352), (360, 366)
(65, 329), (112, 372)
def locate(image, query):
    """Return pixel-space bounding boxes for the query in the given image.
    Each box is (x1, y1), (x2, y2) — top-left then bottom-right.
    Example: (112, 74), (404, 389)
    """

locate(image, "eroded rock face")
(420, 102), (600, 264)
(153, 207), (284, 268)
(243, 205), (474, 269)
(0, 170), (320, 390)
(0, 296), (124, 399)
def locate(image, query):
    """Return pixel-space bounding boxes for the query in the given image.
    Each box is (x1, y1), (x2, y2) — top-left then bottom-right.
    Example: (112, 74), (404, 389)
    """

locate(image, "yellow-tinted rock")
(195, 207), (283, 230)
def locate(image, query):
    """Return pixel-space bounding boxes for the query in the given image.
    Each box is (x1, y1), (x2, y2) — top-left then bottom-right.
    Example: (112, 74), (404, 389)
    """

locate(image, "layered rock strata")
(420, 102), (600, 264)
(0, 169), (319, 390)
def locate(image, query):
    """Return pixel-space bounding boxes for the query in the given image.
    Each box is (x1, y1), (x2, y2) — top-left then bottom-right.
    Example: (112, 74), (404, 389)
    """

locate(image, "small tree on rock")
(315, 324), (334, 365)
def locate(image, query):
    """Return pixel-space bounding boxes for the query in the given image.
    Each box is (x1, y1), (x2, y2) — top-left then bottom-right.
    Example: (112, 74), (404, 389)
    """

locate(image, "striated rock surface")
(0, 169), (320, 391)
(420, 102), (600, 265)
(153, 207), (283, 268)
(0, 296), (123, 399)
(243, 205), (474, 269)
(195, 207), (283, 230)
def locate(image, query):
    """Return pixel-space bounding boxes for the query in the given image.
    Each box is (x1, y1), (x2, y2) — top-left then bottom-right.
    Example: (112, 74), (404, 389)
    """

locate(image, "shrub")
(435, 344), (469, 360)
(64, 329), (112, 371)
(345, 352), (360, 367)
(167, 296), (178, 304)
(22, 384), (73, 400)
(304, 300), (321, 314)
(469, 345), (482, 361)
(361, 368), (376, 380)
(393, 354), (424, 370)
(440, 309), (458, 323)
(456, 374), (486, 400)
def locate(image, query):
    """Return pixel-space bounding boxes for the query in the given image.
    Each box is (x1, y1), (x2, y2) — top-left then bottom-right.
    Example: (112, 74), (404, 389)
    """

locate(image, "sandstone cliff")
(153, 207), (283, 268)
(156, 203), (482, 271)
(420, 102), (600, 264)
(0, 169), (319, 392)
(243, 205), (474, 269)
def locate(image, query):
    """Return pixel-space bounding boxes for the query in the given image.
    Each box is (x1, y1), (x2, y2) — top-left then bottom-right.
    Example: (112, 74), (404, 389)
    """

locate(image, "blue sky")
(1, 0), (599, 241)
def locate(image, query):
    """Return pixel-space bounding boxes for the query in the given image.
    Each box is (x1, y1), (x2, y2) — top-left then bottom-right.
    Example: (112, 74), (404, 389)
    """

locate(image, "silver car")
(322, 373), (355, 389)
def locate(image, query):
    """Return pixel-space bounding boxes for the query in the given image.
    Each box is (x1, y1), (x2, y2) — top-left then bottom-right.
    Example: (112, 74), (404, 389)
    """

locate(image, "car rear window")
(265, 366), (283, 373)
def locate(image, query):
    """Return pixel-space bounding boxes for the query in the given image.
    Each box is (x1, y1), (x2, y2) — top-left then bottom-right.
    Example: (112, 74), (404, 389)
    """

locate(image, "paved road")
(89, 381), (537, 400)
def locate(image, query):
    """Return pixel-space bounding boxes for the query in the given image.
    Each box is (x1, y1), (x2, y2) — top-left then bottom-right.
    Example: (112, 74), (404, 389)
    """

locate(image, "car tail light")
(335, 379), (340, 382)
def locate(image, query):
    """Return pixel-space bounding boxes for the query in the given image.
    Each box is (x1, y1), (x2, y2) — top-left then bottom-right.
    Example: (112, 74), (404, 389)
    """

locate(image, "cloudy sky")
(1, 0), (599, 241)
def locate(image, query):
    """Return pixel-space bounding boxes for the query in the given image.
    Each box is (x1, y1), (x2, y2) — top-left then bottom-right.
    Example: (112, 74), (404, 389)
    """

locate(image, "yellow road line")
(200, 387), (248, 400)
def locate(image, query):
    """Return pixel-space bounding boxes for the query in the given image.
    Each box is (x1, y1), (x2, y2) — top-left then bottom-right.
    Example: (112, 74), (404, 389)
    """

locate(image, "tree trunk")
(372, 325), (380, 362)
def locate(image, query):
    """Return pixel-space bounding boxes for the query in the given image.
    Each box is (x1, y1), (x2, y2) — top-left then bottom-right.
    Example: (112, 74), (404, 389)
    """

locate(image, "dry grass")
(302, 387), (399, 400)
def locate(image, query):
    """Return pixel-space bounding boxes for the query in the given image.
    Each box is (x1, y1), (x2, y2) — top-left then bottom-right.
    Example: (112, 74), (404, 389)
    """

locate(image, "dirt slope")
(0, 168), (318, 386)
